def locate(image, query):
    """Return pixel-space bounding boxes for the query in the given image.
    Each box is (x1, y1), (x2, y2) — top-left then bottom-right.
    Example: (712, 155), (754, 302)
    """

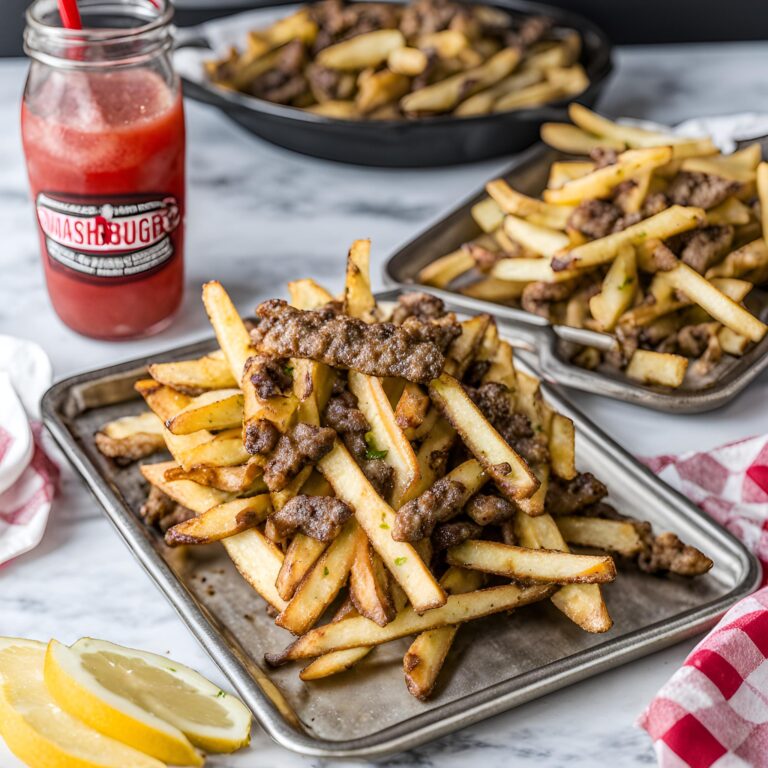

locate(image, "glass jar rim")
(25, 0), (174, 44)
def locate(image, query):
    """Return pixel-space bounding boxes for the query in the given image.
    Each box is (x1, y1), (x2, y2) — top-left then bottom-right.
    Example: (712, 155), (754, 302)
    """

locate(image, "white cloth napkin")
(0, 336), (57, 567)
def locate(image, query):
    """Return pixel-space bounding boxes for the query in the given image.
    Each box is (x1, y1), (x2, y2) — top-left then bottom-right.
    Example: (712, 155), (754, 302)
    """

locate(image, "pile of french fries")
(419, 104), (768, 388)
(204, 1), (588, 120)
(96, 243), (710, 700)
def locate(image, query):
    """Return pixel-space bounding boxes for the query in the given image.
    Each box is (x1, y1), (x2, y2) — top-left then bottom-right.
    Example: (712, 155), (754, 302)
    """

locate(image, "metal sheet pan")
(41, 299), (759, 759)
(384, 143), (768, 412)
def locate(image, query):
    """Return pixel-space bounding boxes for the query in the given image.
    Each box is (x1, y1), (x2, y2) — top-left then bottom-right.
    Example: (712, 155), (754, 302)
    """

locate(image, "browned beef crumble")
(390, 292), (447, 325)
(244, 40), (306, 104)
(507, 14), (553, 49)
(263, 423), (336, 491)
(247, 355), (293, 400)
(521, 279), (578, 319)
(667, 171), (740, 210)
(140, 485), (195, 533)
(677, 323), (718, 358)
(251, 299), (451, 383)
(642, 192), (670, 217)
(399, 0), (469, 38)
(647, 243), (678, 272)
(546, 472), (608, 515)
(401, 315), (462, 353)
(392, 477), (467, 541)
(322, 385), (395, 498)
(567, 199), (643, 240)
(465, 494), (515, 526)
(463, 359), (491, 388)
(466, 382), (549, 465)
(270, 494), (353, 541)
(310, 0), (399, 52)
(604, 324), (640, 369)
(432, 520), (483, 550)
(668, 225), (734, 274)
(589, 146), (619, 169)
(244, 419), (281, 455)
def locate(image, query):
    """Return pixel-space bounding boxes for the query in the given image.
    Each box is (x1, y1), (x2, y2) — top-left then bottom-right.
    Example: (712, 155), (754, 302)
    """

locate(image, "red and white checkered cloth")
(640, 434), (768, 768)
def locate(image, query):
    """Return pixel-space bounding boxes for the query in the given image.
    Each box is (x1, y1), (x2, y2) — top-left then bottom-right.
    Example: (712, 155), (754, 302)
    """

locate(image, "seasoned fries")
(203, 2), (588, 120)
(100, 246), (712, 701)
(416, 105), (768, 389)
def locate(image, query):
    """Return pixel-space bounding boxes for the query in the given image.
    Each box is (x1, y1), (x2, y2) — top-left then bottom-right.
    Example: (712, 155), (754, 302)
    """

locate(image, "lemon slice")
(46, 638), (252, 755)
(0, 637), (164, 768)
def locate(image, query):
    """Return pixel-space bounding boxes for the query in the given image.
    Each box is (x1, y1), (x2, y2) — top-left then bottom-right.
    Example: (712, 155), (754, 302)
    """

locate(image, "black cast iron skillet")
(175, 0), (613, 167)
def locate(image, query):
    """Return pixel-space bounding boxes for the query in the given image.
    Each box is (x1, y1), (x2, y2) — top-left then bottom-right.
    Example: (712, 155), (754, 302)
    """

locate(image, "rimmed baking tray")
(41, 296), (759, 759)
(384, 143), (768, 412)
(173, 0), (613, 167)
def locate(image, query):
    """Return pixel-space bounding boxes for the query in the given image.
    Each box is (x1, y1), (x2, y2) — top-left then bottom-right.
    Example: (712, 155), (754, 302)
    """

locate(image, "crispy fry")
(317, 29), (406, 70)
(356, 69), (410, 114)
(95, 412), (165, 462)
(140, 461), (232, 513)
(267, 583), (552, 664)
(486, 179), (574, 229)
(429, 373), (539, 502)
(444, 315), (491, 377)
(201, 281), (253, 382)
(349, 536), (395, 626)
(626, 349), (689, 388)
(471, 197), (505, 234)
(503, 214), (570, 257)
(166, 389), (244, 435)
(149, 351), (237, 392)
(164, 495), (271, 546)
(395, 382), (430, 431)
(555, 516), (643, 557)
(318, 442), (446, 612)
(588, 244), (638, 331)
(540, 122), (625, 154)
(182, 429), (251, 468)
(163, 461), (264, 494)
(223, 529), (287, 611)
(388, 46), (428, 76)
(288, 278), (334, 310)
(549, 413), (576, 480)
(276, 533), (329, 602)
(447, 539), (616, 584)
(490, 258), (579, 283)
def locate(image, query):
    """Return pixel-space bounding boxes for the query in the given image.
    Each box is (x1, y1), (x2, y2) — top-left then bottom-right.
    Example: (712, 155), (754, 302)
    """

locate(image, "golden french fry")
(95, 412), (165, 462)
(666, 263), (767, 342)
(416, 29), (468, 58)
(318, 29), (405, 70)
(162, 461), (264, 494)
(164, 495), (272, 546)
(444, 315), (491, 378)
(417, 247), (476, 289)
(681, 155), (755, 184)
(706, 239), (768, 279)
(491, 258), (579, 283)
(349, 536), (395, 627)
(540, 122), (625, 154)
(140, 461), (232, 513)
(288, 278), (334, 309)
(428, 373), (539, 502)
(707, 197), (752, 227)
(400, 418), (456, 504)
(549, 412), (576, 480)
(276, 520), (359, 635)
(514, 510), (612, 633)
(307, 100), (361, 119)
(267, 583), (551, 664)
(241, 356), (298, 435)
(626, 350), (689, 388)
(543, 147), (674, 205)
(182, 429), (251, 468)
(388, 46), (428, 76)
(223, 529), (287, 611)
(357, 69), (410, 114)
(486, 179), (574, 229)
(148, 350), (237, 392)
(166, 389), (244, 435)
(547, 160), (595, 189)
(588, 244), (638, 331)
(401, 48), (520, 115)
(455, 70), (543, 117)
(718, 326), (751, 356)
(394, 382), (430, 431)
(557, 206), (706, 271)
(447, 539), (616, 584)
(471, 197), (505, 233)
(276, 533), (329, 602)
(504, 214), (570, 257)
(757, 162), (768, 249)
(494, 81), (565, 112)
(201, 281), (253, 382)
(555, 516), (643, 557)
(318, 442), (446, 612)
(461, 277), (526, 301)
(343, 239), (376, 321)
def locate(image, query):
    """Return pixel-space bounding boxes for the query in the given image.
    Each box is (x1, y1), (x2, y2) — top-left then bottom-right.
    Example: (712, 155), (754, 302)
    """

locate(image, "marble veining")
(2, 42), (768, 767)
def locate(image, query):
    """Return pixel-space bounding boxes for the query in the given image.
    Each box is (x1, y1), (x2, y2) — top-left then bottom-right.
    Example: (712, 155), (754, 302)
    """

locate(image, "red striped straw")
(57, 0), (82, 29)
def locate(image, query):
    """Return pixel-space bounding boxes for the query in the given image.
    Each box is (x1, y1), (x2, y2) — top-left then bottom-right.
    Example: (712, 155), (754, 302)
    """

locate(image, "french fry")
(401, 48), (520, 114)
(503, 215), (570, 258)
(514, 510), (612, 632)
(568, 104), (718, 158)
(471, 197), (505, 233)
(757, 162), (768, 249)
(276, 520), (359, 635)
(400, 418), (456, 503)
(166, 389), (244, 435)
(201, 281), (253, 382)
(242, 356), (298, 436)
(718, 326), (751, 356)
(588, 244), (638, 331)
(307, 100), (361, 119)
(317, 29), (406, 70)
(547, 160), (595, 189)
(540, 122), (625, 154)
(276, 533), (329, 602)
(164, 495), (272, 546)
(681, 155), (755, 184)
(493, 81), (565, 112)
(707, 197), (752, 227)
(626, 349), (689, 388)
(454, 69), (543, 117)
(163, 461), (264, 494)
(706, 239), (768, 279)
(148, 350), (237, 392)
(318, 442), (446, 612)
(461, 277), (526, 302)
(555, 206), (706, 271)
(543, 146), (674, 205)
(265, 8), (318, 46)
(95, 412), (165, 462)
(140, 461), (233, 513)
(388, 46), (428, 76)
(288, 278), (334, 310)
(444, 315), (491, 377)
(182, 429), (251, 468)
(343, 239), (376, 321)
(516, 463), (548, 517)
(482, 339), (517, 398)
(490, 258), (579, 283)
(349, 536), (396, 626)
(417, 29), (468, 58)
(266, 583), (552, 664)
(549, 413), (576, 480)
(666, 263), (767, 342)
(446, 539), (616, 584)
(395, 382), (430, 431)
(223, 529), (287, 611)
(555, 516), (643, 557)
(429, 373), (539, 502)
(356, 69), (410, 114)
(486, 179), (574, 229)
(417, 247), (476, 288)
(403, 567), (484, 700)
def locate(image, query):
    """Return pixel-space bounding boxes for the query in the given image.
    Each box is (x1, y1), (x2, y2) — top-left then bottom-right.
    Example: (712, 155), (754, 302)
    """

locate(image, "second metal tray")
(42, 303), (759, 759)
(385, 143), (768, 412)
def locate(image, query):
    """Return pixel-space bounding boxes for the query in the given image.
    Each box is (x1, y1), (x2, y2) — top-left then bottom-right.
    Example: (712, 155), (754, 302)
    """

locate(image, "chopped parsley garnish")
(618, 276), (635, 289)
(168, 667), (177, 673)
(364, 432), (388, 461)
(323, 566), (330, 577)
(283, 364), (294, 376)
(394, 556), (407, 566)
(216, 690), (226, 698)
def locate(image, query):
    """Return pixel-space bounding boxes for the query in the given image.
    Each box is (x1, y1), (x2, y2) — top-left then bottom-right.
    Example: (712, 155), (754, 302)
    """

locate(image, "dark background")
(4, 0), (767, 56)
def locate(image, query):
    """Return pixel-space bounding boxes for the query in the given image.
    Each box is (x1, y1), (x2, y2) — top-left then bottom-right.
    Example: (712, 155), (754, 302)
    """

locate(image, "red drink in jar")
(22, 0), (185, 339)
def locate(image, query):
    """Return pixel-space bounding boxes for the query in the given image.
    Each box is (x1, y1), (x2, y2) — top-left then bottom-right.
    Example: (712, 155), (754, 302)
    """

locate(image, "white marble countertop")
(2, 42), (768, 768)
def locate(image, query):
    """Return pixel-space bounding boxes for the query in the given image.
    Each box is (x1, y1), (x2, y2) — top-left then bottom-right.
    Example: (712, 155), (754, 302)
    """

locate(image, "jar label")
(35, 193), (181, 280)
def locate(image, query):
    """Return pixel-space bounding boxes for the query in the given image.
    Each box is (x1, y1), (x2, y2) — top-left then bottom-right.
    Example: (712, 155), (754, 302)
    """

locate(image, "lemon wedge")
(0, 637), (165, 768)
(46, 637), (252, 756)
